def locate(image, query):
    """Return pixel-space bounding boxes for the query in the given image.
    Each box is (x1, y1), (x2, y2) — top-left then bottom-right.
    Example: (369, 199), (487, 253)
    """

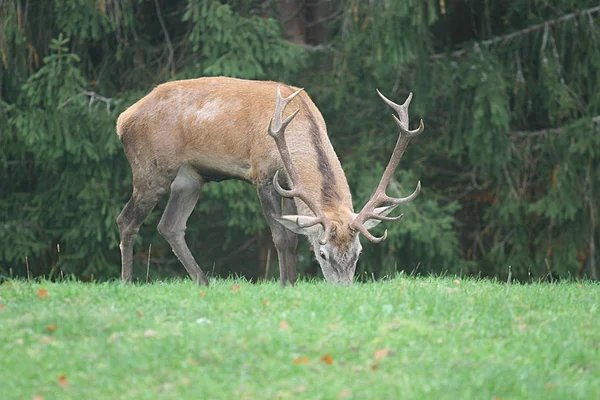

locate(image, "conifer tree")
(1, 0), (598, 281)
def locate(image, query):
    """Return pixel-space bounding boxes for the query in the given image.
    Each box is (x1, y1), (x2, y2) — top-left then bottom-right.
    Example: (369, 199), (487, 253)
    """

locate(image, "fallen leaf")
(577, 284), (583, 288)
(320, 354), (333, 365)
(46, 325), (57, 332)
(279, 320), (290, 331)
(338, 389), (352, 399)
(37, 289), (49, 299)
(0, 305), (4, 310)
(137, 310), (144, 317)
(41, 336), (54, 344)
(370, 363), (378, 371)
(200, 291), (206, 298)
(231, 283), (240, 292)
(453, 279), (461, 285)
(293, 357), (310, 365)
(180, 377), (191, 386)
(262, 298), (270, 306)
(57, 375), (69, 388)
(33, 394), (44, 400)
(108, 332), (122, 343)
(374, 348), (390, 361)
(293, 385), (306, 393)
(143, 329), (157, 338)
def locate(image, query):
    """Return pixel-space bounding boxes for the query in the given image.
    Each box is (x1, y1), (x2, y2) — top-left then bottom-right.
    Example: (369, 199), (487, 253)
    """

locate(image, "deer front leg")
(258, 183), (299, 286)
(157, 165), (209, 286)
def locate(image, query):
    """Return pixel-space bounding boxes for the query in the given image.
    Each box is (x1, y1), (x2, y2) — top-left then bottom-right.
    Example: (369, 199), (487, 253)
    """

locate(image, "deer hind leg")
(117, 173), (172, 282)
(258, 183), (299, 286)
(157, 165), (209, 286)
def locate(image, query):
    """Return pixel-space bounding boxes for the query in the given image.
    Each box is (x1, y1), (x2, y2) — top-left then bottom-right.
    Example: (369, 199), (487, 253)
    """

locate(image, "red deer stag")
(116, 77), (423, 285)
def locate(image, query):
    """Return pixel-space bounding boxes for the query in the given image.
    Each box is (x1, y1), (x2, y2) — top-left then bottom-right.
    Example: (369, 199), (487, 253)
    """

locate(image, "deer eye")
(319, 250), (328, 261)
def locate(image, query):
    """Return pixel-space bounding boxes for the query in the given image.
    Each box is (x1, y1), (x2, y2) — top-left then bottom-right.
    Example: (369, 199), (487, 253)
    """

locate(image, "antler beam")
(351, 90), (425, 243)
(269, 86), (333, 245)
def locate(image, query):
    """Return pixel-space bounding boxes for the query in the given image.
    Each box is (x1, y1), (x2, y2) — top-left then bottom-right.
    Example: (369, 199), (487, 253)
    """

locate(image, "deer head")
(269, 87), (424, 284)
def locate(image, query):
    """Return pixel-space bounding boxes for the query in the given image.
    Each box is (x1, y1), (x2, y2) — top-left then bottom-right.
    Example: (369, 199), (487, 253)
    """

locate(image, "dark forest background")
(1, 0), (599, 282)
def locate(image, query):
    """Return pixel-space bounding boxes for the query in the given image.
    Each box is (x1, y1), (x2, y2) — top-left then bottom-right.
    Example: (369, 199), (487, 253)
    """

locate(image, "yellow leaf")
(37, 289), (49, 299)
(293, 357), (310, 365)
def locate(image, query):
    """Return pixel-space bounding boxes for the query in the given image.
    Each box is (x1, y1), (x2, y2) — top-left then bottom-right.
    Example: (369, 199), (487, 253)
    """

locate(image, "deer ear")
(275, 215), (322, 236)
(351, 204), (400, 230)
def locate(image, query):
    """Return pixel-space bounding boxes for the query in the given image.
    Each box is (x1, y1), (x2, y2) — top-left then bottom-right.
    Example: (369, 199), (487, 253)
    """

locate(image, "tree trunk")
(279, 0), (305, 45)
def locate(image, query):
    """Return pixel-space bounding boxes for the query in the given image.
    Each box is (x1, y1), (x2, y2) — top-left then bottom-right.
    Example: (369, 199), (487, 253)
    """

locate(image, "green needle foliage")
(1, 0), (598, 281)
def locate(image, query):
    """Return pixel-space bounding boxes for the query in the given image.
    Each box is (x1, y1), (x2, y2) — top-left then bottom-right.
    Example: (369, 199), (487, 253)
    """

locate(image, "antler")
(351, 90), (425, 243)
(268, 86), (333, 245)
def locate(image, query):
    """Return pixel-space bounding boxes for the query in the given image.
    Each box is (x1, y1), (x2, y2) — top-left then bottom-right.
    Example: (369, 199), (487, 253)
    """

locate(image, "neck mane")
(288, 97), (353, 220)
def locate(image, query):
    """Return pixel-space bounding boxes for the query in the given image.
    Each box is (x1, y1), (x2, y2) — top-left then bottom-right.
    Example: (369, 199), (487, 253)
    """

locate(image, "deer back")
(116, 76), (353, 218)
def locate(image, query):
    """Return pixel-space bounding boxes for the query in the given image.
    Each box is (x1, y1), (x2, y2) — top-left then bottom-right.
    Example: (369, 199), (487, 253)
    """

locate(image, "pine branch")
(512, 115), (600, 138)
(431, 5), (600, 60)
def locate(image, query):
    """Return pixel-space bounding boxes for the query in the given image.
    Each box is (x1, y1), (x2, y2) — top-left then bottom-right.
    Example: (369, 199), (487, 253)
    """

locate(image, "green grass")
(1, 277), (599, 399)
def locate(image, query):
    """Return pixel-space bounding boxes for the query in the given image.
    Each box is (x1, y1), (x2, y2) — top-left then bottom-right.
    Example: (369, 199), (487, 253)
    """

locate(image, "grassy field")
(0, 277), (599, 399)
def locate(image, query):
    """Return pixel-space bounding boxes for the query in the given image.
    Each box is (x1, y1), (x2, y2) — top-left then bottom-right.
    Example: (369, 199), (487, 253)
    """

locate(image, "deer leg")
(117, 180), (170, 282)
(157, 165), (209, 286)
(282, 197), (299, 284)
(258, 183), (298, 286)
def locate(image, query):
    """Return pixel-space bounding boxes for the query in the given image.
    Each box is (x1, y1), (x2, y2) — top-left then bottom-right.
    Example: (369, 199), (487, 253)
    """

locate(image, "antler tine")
(376, 89), (412, 130)
(268, 86), (303, 139)
(269, 86), (333, 245)
(351, 90), (425, 243)
(354, 223), (388, 244)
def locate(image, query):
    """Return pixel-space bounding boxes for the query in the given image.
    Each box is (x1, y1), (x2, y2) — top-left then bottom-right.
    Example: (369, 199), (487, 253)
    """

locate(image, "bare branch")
(512, 115), (600, 139)
(57, 89), (118, 113)
(154, 0), (175, 76)
(431, 5), (600, 60)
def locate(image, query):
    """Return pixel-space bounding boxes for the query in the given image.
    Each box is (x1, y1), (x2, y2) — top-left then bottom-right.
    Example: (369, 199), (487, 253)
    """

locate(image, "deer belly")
(187, 152), (252, 183)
